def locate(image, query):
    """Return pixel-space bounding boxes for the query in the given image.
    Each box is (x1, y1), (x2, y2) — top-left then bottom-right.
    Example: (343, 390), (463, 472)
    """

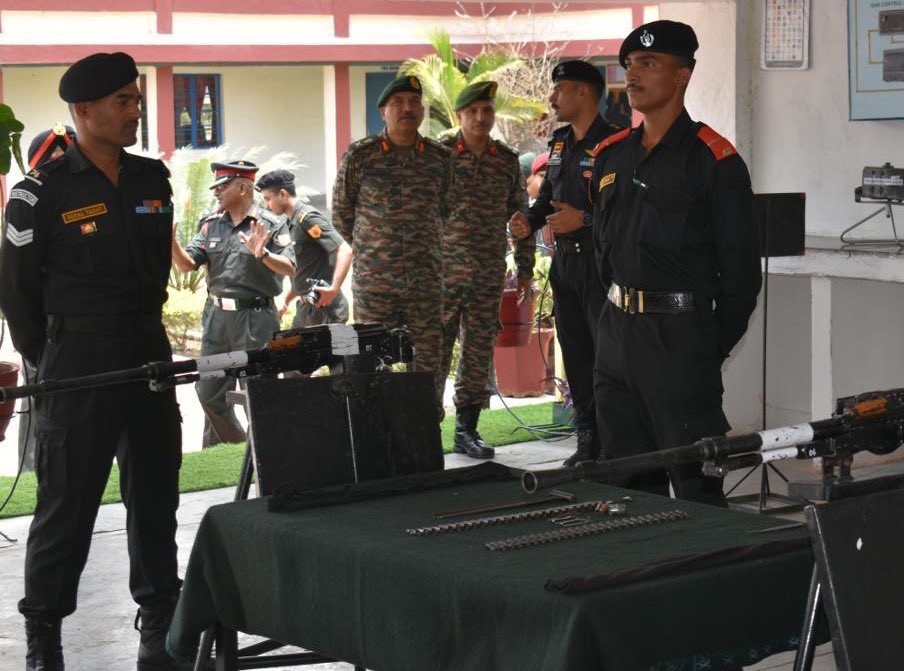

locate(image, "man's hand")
(508, 211), (533, 240)
(238, 219), (271, 258)
(547, 201), (584, 235)
(313, 284), (339, 308)
(517, 276), (534, 306)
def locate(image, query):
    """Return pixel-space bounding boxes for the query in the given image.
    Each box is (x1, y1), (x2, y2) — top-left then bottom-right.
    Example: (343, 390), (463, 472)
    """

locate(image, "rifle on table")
(522, 388), (904, 496)
(0, 322), (414, 402)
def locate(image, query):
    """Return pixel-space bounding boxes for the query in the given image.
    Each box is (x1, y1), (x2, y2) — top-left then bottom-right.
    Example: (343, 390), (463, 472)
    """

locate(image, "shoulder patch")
(590, 128), (631, 158)
(10, 188), (38, 207)
(696, 125), (737, 161)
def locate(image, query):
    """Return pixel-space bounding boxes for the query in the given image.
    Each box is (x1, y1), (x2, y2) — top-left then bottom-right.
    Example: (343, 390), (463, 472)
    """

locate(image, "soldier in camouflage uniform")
(332, 75), (450, 417)
(172, 160), (295, 446)
(440, 81), (536, 459)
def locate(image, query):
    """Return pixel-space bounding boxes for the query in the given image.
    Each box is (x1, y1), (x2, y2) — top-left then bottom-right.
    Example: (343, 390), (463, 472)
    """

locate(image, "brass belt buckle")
(623, 287), (632, 313)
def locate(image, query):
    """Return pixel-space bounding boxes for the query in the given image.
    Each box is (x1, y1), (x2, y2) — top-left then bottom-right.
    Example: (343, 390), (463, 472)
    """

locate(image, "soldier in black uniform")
(0, 52), (189, 671)
(172, 160), (295, 446)
(255, 169), (351, 327)
(592, 21), (761, 506)
(509, 60), (622, 467)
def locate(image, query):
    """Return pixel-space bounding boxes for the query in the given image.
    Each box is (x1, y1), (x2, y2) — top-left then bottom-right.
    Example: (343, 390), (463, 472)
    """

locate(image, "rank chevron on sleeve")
(5, 223), (34, 247)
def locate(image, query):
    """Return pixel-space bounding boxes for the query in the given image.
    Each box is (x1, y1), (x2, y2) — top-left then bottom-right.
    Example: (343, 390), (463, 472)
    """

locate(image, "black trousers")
(593, 301), (730, 507)
(19, 316), (182, 619)
(549, 244), (606, 435)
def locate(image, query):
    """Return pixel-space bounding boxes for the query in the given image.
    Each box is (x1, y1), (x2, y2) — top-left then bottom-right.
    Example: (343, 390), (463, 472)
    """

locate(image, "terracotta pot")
(496, 288), (535, 348)
(0, 361), (21, 442)
(494, 328), (554, 397)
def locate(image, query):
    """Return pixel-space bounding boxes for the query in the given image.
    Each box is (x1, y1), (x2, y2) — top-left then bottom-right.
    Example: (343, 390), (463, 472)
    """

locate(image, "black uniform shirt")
(0, 143), (173, 364)
(185, 205), (293, 300)
(288, 201), (348, 309)
(593, 109), (762, 356)
(527, 114), (621, 238)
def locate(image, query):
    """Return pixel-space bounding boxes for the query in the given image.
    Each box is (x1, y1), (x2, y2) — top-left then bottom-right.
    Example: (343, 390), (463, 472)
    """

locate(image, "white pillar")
(322, 65), (337, 204)
(811, 276), (834, 419)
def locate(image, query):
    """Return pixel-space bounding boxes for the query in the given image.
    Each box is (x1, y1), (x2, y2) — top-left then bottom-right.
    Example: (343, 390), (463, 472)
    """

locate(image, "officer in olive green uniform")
(332, 75), (450, 417)
(440, 81), (535, 458)
(172, 160), (295, 446)
(255, 169), (351, 327)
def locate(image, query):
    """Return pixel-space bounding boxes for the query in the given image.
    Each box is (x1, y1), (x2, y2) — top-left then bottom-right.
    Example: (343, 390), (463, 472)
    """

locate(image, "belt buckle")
(623, 288), (644, 315)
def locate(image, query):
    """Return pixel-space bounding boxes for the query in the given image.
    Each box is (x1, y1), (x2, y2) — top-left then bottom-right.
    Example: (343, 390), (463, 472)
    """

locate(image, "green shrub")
(164, 287), (207, 355)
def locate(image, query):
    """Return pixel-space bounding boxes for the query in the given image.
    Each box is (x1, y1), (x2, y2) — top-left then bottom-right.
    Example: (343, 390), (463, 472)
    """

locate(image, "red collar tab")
(380, 138), (392, 154)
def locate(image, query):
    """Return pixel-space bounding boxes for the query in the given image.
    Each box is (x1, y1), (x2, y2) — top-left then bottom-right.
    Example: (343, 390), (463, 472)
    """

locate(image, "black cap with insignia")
(209, 160), (259, 189)
(454, 80), (498, 112)
(255, 169), (296, 192)
(551, 60), (604, 96)
(59, 52), (140, 103)
(619, 20), (699, 69)
(377, 75), (422, 108)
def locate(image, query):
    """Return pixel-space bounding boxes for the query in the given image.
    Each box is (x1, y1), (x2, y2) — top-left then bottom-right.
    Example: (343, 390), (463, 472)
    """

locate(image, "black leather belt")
(607, 283), (696, 315)
(210, 295), (274, 311)
(48, 312), (163, 334)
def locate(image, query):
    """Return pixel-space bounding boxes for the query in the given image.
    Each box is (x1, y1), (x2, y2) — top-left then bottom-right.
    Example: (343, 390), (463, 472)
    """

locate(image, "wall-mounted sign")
(849, 0), (904, 120)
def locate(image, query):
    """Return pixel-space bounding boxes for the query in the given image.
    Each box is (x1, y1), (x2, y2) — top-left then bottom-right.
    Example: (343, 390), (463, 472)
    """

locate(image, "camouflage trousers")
(355, 288), (445, 420)
(440, 276), (505, 410)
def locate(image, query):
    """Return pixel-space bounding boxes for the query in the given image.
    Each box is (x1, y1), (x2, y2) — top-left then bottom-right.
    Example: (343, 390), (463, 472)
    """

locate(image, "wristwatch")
(257, 248), (271, 261)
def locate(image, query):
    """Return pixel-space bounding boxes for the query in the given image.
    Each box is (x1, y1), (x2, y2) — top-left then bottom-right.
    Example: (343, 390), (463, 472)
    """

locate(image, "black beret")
(619, 20), (699, 69)
(210, 160), (259, 188)
(255, 169), (296, 192)
(454, 80), (498, 112)
(59, 52), (139, 103)
(551, 60), (604, 90)
(377, 75), (422, 108)
(27, 124), (76, 169)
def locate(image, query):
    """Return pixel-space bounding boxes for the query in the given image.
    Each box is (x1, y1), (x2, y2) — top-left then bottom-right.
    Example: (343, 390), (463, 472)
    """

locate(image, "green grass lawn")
(0, 402), (557, 520)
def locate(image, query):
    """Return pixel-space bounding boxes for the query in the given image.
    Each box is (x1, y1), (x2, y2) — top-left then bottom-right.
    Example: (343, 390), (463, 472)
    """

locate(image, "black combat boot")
(562, 429), (599, 467)
(453, 405), (495, 459)
(25, 617), (64, 671)
(135, 597), (192, 671)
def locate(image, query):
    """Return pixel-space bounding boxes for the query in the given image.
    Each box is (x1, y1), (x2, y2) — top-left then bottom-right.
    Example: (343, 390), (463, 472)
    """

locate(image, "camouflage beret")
(454, 80), (498, 112)
(619, 20), (699, 69)
(59, 52), (139, 103)
(377, 75), (422, 107)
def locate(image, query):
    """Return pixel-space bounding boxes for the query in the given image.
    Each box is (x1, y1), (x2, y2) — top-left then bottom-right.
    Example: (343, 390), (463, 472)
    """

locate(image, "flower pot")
(496, 288), (534, 348)
(494, 328), (554, 397)
(0, 361), (21, 441)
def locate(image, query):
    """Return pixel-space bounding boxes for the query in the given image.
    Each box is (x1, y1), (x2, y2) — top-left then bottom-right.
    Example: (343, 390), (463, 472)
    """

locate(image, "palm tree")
(400, 30), (546, 139)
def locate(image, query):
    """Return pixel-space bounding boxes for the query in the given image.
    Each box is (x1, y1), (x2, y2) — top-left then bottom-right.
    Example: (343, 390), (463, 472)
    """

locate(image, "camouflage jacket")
(442, 132), (535, 283)
(332, 130), (450, 295)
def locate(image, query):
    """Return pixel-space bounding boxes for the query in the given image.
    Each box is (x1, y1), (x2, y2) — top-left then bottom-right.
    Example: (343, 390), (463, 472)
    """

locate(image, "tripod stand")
(727, 193), (805, 513)
(839, 189), (904, 253)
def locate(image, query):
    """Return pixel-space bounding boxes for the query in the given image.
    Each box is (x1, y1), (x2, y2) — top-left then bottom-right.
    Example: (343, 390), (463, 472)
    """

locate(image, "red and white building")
(0, 1), (655, 201)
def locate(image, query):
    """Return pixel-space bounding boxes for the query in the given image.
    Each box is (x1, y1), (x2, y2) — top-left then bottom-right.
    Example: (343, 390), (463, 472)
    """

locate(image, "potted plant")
(494, 254), (556, 397)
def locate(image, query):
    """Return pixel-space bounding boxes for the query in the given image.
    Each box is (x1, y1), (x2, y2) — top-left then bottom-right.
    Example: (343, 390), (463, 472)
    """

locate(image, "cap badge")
(555, 65), (565, 77)
(489, 82), (498, 97)
(410, 76), (421, 91)
(640, 30), (654, 48)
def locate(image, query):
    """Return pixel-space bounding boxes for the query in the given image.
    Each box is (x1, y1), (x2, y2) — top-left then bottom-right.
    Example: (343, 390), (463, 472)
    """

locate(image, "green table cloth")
(168, 477), (815, 671)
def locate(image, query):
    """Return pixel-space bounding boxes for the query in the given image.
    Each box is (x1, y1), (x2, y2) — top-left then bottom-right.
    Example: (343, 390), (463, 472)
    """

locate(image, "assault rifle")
(522, 388), (904, 497)
(0, 323), (414, 403)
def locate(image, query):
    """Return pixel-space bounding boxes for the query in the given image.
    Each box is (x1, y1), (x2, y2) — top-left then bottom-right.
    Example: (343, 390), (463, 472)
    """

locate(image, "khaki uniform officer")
(172, 160), (295, 446)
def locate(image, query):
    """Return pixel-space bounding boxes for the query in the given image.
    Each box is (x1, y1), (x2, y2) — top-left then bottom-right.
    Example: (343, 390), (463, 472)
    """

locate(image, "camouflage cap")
(619, 20), (698, 69)
(377, 75), (423, 107)
(454, 80), (498, 112)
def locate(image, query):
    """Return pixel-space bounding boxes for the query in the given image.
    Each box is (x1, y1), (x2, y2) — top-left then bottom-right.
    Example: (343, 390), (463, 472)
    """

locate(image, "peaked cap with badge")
(58, 51), (140, 103)
(454, 80), (498, 112)
(27, 124), (76, 170)
(377, 75), (423, 107)
(618, 20), (699, 69)
(210, 160), (259, 188)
